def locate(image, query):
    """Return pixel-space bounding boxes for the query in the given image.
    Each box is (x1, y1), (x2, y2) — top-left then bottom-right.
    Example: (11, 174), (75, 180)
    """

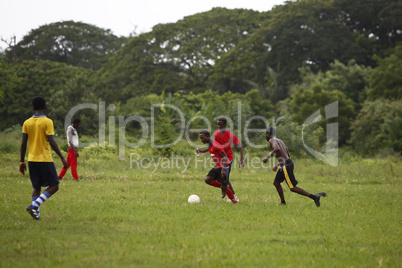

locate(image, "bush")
(0, 140), (19, 153)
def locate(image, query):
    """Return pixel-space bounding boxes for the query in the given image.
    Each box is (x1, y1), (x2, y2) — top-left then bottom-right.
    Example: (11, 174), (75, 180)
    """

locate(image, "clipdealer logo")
(64, 101), (339, 166)
(302, 101), (338, 167)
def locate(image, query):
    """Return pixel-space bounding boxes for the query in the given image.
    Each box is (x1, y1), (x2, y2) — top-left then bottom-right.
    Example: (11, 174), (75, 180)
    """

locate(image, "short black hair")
(199, 130), (210, 137)
(218, 117), (227, 125)
(266, 127), (276, 136)
(33, 96), (46, 110)
(73, 118), (81, 124)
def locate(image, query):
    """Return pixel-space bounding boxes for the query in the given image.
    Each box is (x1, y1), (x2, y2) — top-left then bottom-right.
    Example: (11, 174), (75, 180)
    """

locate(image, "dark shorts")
(28, 162), (59, 189)
(207, 162), (232, 185)
(274, 159), (298, 189)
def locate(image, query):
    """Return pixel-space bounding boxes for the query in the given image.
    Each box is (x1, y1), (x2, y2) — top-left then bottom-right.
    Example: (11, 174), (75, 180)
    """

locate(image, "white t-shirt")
(67, 125), (79, 148)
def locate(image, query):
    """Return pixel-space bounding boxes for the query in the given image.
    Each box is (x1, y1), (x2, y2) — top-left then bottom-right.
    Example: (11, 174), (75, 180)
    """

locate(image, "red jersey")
(208, 140), (230, 168)
(213, 130), (241, 161)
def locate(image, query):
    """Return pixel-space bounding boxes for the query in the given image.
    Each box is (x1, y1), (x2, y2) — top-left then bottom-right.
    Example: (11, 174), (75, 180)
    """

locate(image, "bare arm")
(262, 139), (279, 163)
(48, 136), (67, 169)
(196, 148), (209, 154)
(267, 139), (279, 159)
(19, 135), (28, 175)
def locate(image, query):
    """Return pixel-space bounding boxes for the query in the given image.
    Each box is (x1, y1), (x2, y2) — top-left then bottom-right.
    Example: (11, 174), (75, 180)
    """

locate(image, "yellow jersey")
(22, 115), (54, 162)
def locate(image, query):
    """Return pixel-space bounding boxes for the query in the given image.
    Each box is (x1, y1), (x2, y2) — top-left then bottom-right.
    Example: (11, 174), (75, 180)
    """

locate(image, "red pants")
(59, 148), (79, 180)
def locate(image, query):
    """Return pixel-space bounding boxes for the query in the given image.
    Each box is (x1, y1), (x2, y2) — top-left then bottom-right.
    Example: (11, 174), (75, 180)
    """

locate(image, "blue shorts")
(28, 162), (59, 189)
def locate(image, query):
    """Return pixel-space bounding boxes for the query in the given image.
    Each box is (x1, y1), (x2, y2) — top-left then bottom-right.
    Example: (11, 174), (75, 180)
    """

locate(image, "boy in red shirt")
(198, 130), (238, 204)
(213, 117), (243, 201)
(199, 118), (243, 201)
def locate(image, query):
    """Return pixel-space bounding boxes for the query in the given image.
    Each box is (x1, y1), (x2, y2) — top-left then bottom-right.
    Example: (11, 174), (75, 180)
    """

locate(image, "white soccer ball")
(188, 194), (200, 204)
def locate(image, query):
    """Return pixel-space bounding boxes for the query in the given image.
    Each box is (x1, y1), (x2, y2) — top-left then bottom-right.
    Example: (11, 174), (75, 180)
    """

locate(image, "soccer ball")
(188, 194), (200, 204)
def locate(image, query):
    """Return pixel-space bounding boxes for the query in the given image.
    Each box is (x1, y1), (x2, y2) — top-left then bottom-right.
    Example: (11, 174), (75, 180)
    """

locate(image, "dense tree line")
(0, 0), (401, 156)
(4, 21), (127, 70)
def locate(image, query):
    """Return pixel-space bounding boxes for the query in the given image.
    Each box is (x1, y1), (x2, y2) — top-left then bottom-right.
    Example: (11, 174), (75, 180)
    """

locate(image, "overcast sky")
(0, 0), (286, 50)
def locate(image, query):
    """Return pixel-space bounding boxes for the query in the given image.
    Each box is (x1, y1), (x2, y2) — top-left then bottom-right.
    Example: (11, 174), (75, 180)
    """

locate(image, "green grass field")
(0, 149), (401, 267)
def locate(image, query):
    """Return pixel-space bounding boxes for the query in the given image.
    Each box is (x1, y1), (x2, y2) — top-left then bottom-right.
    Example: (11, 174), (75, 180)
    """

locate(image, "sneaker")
(26, 205), (40, 220)
(314, 192), (327, 207)
(226, 194), (239, 202)
(232, 199), (238, 204)
(221, 192), (226, 199)
(234, 194), (239, 203)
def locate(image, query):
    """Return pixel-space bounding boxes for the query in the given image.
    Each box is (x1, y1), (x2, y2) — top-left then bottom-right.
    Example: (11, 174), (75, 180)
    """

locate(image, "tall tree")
(289, 85), (355, 145)
(368, 45), (402, 100)
(0, 60), (91, 131)
(350, 100), (402, 155)
(213, 0), (400, 101)
(92, 8), (267, 103)
(334, 0), (402, 51)
(0, 59), (20, 105)
(292, 60), (372, 105)
(7, 21), (126, 70)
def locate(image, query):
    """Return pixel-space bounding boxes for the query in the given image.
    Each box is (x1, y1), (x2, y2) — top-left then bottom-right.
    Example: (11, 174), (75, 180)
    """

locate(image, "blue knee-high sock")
(33, 191), (51, 208)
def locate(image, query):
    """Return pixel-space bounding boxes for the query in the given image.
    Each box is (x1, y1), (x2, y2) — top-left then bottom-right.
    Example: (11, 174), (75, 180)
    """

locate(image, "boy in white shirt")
(58, 119), (81, 181)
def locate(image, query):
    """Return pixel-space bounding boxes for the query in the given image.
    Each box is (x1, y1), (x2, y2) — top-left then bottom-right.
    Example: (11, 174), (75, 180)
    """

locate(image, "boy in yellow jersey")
(262, 127), (326, 206)
(19, 97), (67, 220)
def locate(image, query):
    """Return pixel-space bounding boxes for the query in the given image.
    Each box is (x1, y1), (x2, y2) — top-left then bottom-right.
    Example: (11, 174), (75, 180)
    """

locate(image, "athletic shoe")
(314, 192), (327, 207)
(26, 205), (40, 220)
(234, 194), (239, 203)
(232, 199), (238, 204)
(225, 194), (239, 202)
(221, 192), (226, 199)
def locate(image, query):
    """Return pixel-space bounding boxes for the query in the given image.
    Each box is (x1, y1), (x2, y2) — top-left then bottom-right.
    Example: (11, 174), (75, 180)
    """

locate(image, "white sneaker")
(234, 194), (239, 203)
(227, 194), (239, 202)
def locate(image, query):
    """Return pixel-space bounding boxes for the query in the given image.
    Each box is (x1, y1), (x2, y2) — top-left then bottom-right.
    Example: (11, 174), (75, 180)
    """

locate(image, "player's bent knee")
(50, 184), (59, 193)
